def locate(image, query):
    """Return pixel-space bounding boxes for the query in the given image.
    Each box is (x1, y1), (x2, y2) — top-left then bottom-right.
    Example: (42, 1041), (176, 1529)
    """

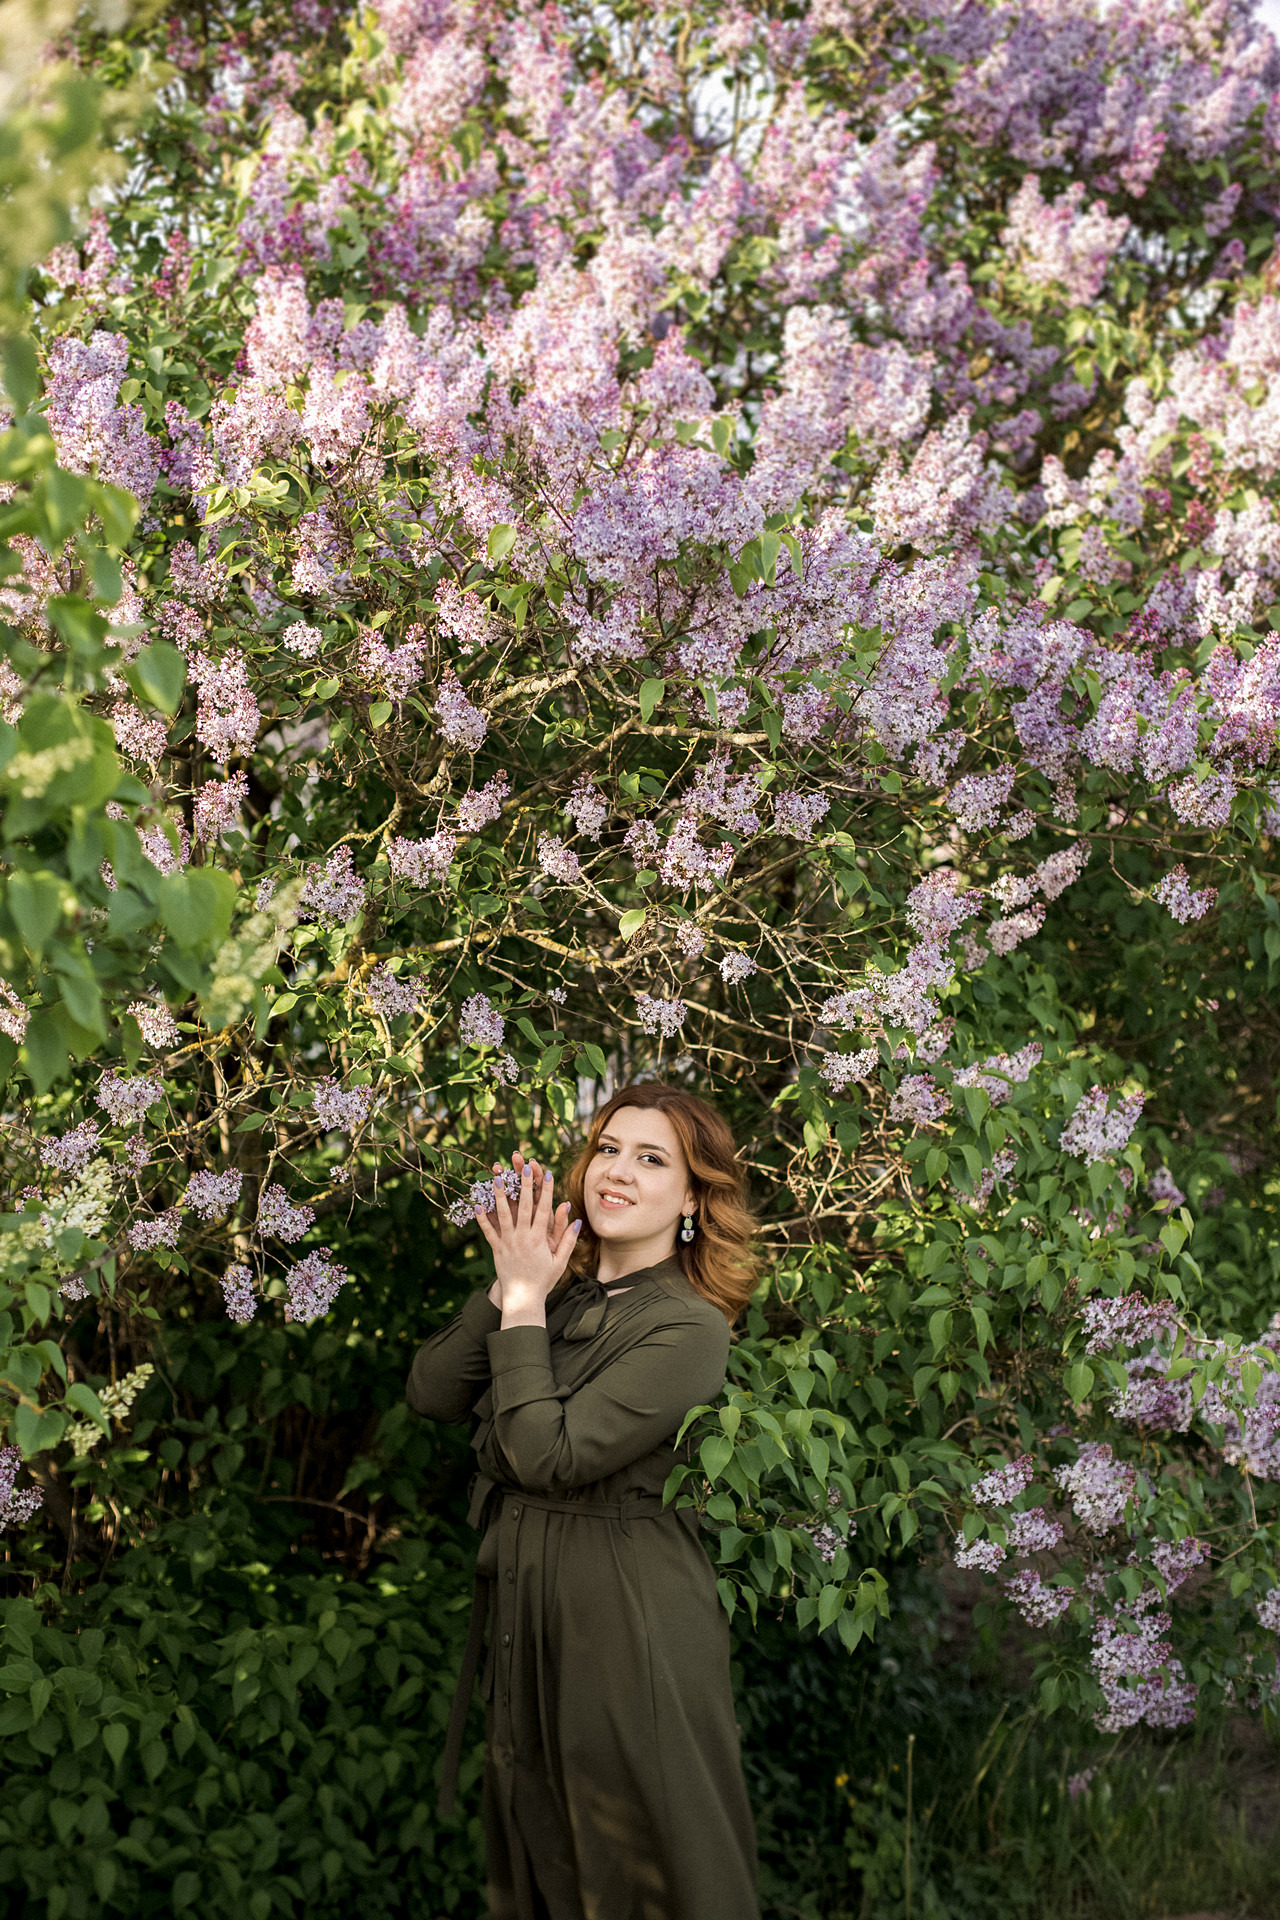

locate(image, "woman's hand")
(477, 1151), (579, 1327)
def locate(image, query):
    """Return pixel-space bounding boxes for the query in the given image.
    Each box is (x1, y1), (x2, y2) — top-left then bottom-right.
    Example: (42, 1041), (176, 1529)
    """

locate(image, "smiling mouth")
(597, 1190), (635, 1208)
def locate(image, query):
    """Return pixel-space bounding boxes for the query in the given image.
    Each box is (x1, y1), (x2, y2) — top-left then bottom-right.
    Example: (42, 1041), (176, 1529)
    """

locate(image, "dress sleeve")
(485, 1311), (730, 1488)
(406, 1288), (503, 1422)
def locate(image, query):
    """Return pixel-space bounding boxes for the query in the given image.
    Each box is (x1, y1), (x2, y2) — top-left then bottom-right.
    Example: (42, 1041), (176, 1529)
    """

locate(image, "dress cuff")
(460, 1289), (503, 1340)
(487, 1326), (557, 1411)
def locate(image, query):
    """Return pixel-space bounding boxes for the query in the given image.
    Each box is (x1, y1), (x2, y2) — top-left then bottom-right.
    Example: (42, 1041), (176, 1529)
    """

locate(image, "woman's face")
(582, 1105), (696, 1253)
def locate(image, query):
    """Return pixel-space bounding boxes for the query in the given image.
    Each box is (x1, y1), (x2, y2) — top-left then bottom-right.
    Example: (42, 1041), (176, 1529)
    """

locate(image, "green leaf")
(369, 700), (393, 728)
(1064, 1360), (1095, 1402)
(639, 678), (665, 723)
(1, 336), (40, 415)
(618, 908), (647, 941)
(699, 1434), (733, 1483)
(123, 641), (186, 714)
(102, 1722), (129, 1767)
(7, 870), (62, 956)
(487, 523), (517, 562)
(158, 868), (237, 952)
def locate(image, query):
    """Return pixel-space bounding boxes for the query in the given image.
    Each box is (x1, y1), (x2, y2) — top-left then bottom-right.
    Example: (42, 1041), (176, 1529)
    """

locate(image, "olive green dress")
(406, 1256), (760, 1920)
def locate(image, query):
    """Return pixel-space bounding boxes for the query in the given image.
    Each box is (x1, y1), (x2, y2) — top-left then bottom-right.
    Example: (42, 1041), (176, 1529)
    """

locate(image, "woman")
(407, 1081), (761, 1920)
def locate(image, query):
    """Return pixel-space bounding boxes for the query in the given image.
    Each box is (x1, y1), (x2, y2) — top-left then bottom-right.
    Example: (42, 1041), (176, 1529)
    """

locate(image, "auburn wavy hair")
(565, 1082), (759, 1325)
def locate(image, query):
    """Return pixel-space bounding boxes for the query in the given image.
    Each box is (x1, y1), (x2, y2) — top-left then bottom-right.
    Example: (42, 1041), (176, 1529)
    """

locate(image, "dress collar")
(558, 1257), (688, 1341)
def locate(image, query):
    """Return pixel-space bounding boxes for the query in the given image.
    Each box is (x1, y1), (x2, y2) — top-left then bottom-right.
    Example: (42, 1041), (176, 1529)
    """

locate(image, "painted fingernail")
(544, 1170), (553, 1183)
(572, 1219), (583, 1233)
(522, 1164), (531, 1179)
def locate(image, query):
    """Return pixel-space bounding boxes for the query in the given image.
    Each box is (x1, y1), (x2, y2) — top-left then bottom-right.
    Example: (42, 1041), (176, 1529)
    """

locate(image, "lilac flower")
(457, 773), (509, 831)
(1082, 1292), (1178, 1355)
(255, 877), (276, 909)
(1111, 1356), (1193, 1432)
(1147, 1166), (1185, 1211)
(193, 771), (248, 843)
(1054, 1442), (1137, 1533)
(460, 991), (505, 1048)
(183, 1169), (243, 1219)
(1004, 1569), (1072, 1626)
(675, 922), (706, 959)
(538, 835), (581, 882)
(1256, 1590), (1280, 1632)
(951, 1044), (1041, 1106)
(1060, 1086), (1145, 1163)
(359, 625), (428, 699)
(139, 818), (191, 876)
(298, 845), (366, 925)
(1067, 1769), (1096, 1801)
(567, 779), (608, 841)
(1008, 1510), (1065, 1555)
(719, 952), (757, 985)
(1003, 175), (1130, 305)
(772, 789), (831, 841)
(127, 1001), (180, 1049)
(127, 1209), (182, 1251)
(624, 819), (660, 863)
(434, 673), (488, 751)
(0, 1447), (42, 1533)
(1035, 842), (1091, 900)
(388, 833), (456, 886)
(1168, 772), (1235, 829)
(946, 769), (1016, 832)
(635, 993), (687, 1038)
(312, 1078), (375, 1131)
(1150, 1538), (1207, 1591)
(222, 1264), (257, 1324)
(988, 904), (1046, 955)
(1153, 865), (1218, 923)
(367, 965), (426, 1019)
(282, 621), (324, 658)
(802, 1488), (850, 1564)
(657, 818), (734, 889)
(111, 701), (169, 766)
(41, 1121), (102, 1175)
(888, 1074), (949, 1127)
(257, 1183), (315, 1242)
(962, 1146), (1019, 1211)
(95, 1071), (164, 1127)
(953, 1534), (1006, 1573)
(905, 870), (982, 941)
(971, 1457), (1036, 1507)
(820, 1049), (877, 1093)
(285, 1249), (349, 1323)
(190, 648), (261, 764)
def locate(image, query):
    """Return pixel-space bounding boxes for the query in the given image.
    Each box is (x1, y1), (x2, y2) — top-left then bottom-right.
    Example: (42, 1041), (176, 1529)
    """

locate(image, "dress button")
(502, 1632), (511, 1647)
(505, 1570), (515, 1584)
(510, 1505), (521, 1518)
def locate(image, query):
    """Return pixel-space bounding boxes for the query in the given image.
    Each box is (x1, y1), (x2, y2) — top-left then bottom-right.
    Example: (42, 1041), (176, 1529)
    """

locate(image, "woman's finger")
(547, 1198), (572, 1252)
(552, 1218), (584, 1279)
(474, 1205), (498, 1247)
(516, 1155), (533, 1226)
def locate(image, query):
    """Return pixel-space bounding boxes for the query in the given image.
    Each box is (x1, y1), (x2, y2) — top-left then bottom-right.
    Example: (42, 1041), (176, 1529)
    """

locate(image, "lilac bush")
(2, 0), (1280, 1732)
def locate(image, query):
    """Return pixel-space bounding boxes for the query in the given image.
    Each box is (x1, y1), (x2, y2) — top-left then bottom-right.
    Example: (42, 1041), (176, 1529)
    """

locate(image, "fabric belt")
(437, 1478), (679, 1817)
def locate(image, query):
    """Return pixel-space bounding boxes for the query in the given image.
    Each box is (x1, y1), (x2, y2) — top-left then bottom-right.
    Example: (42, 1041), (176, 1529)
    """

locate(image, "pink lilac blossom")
(189, 649), (261, 763)
(1081, 1292), (1179, 1355)
(1257, 1590), (1280, 1632)
(1003, 175), (1130, 305)
(459, 992), (505, 1048)
(1147, 1166), (1186, 1211)
(193, 771), (249, 843)
(905, 869), (983, 941)
(1034, 842), (1091, 899)
(675, 921), (706, 959)
(457, 773), (509, 831)
(121, 1134), (151, 1172)
(820, 1049), (878, 1093)
(282, 621), (324, 657)
(1153, 865), (1218, 922)
(127, 1002), (179, 1049)
(285, 1250), (349, 1323)
(0, 1447), (42, 1532)
(971, 1456), (1036, 1506)
(635, 993), (687, 1038)
(367, 966), (426, 1018)
(1060, 1086), (1145, 1162)
(139, 819), (191, 876)
(953, 1535), (1006, 1573)
(445, 1167), (522, 1227)
(298, 845), (366, 924)
(1167, 771), (1236, 829)
(257, 1183), (315, 1242)
(95, 1072), (164, 1127)
(772, 789), (831, 841)
(538, 835), (582, 882)
(434, 673), (488, 751)
(111, 701), (169, 765)
(1007, 1510), (1065, 1555)
(1111, 1355), (1194, 1432)
(987, 904), (1047, 955)
(388, 833), (457, 886)
(183, 1170), (244, 1219)
(222, 1264), (257, 1323)
(0, 979), (27, 1044)
(127, 1209), (182, 1251)
(888, 1074), (949, 1127)
(567, 779), (608, 840)
(359, 625), (428, 698)
(951, 1044), (1042, 1106)
(312, 1078), (375, 1131)
(963, 1145), (1019, 1210)
(41, 1121), (102, 1175)
(946, 768), (1016, 832)
(1149, 1538), (1208, 1591)
(1003, 1569), (1072, 1627)
(1054, 1442), (1137, 1532)
(625, 819), (660, 864)
(719, 953), (757, 985)
(657, 819), (734, 890)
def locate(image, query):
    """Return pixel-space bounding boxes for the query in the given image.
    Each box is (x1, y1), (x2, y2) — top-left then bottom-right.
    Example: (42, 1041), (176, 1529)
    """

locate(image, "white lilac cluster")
(127, 1209), (182, 1251)
(111, 700), (169, 765)
(312, 1078), (374, 1131)
(297, 845), (366, 925)
(1090, 1604), (1198, 1733)
(434, 673), (488, 751)
(538, 835), (581, 882)
(41, 1121), (102, 1175)
(773, 789), (830, 840)
(971, 1455), (1037, 1506)
(193, 771), (248, 843)
(257, 1183), (316, 1242)
(388, 832), (456, 886)
(127, 1001), (180, 1049)
(95, 1071), (164, 1127)
(1081, 1292), (1179, 1355)
(1153, 865), (1218, 923)
(951, 1043), (1042, 1107)
(0, 1446), (43, 1532)
(1054, 1442), (1138, 1532)
(635, 993), (687, 1038)
(1149, 1538), (1208, 1590)
(953, 1534), (1006, 1572)
(284, 1250), (349, 1323)
(183, 1169), (243, 1219)
(567, 779), (608, 840)
(719, 952), (757, 985)
(0, 979), (28, 1044)
(282, 620), (323, 657)
(457, 773), (509, 831)
(675, 921), (706, 959)
(820, 1049), (878, 1093)
(1007, 1509), (1064, 1555)
(803, 1488), (850, 1564)
(358, 625), (427, 698)
(367, 965), (426, 1019)
(1059, 1086), (1145, 1163)
(1256, 1590), (1280, 1632)
(139, 818), (191, 876)
(888, 1074), (949, 1126)
(189, 648), (261, 764)
(221, 1263), (256, 1323)
(1003, 1569), (1072, 1627)
(459, 991), (505, 1048)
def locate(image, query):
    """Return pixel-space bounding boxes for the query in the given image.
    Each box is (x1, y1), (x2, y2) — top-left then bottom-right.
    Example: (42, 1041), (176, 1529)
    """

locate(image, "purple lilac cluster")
(1003, 1569), (1072, 1628)
(257, 1183), (315, 1242)
(388, 832), (457, 886)
(820, 1049), (877, 1094)
(1080, 1292), (1179, 1356)
(537, 835), (581, 882)
(285, 1250), (349, 1323)
(367, 965), (426, 1018)
(127, 1209), (182, 1251)
(459, 991), (505, 1048)
(41, 1121), (102, 1175)
(183, 1169), (243, 1219)
(127, 1001), (180, 1049)
(953, 1534), (1006, 1573)
(95, 1071), (164, 1127)
(0, 1447), (42, 1532)
(298, 846), (367, 925)
(221, 1264), (257, 1324)
(971, 1456), (1037, 1506)
(1059, 1087), (1145, 1163)
(1053, 1442), (1138, 1533)
(457, 773), (509, 831)
(1153, 865), (1218, 923)
(312, 1078), (375, 1131)
(635, 993), (687, 1038)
